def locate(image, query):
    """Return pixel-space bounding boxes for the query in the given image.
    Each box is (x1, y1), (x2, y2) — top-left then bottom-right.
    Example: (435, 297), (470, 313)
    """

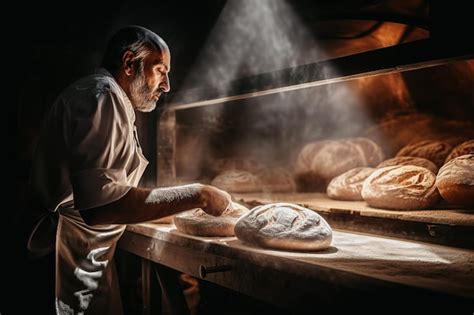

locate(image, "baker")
(26, 25), (231, 314)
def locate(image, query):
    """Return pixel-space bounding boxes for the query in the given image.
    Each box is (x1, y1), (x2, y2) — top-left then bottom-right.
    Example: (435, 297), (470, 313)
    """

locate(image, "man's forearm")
(79, 184), (205, 225)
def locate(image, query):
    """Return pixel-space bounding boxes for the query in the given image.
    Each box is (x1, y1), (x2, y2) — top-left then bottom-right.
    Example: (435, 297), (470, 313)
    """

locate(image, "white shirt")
(29, 68), (148, 314)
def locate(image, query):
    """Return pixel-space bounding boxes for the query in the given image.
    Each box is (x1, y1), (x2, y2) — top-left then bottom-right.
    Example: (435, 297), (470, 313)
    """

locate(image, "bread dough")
(234, 203), (332, 251)
(173, 202), (249, 236)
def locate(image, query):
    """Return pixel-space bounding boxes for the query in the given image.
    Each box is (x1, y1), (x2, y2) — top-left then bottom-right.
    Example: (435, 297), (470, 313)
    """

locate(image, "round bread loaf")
(365, 113), (435, 157)
(377, 156), (438, 174)
(174, 202), (249, 236)
(436, 154), (474, 206)
(211, 158), (265, 176)
(327, 167), (375, 201)
(211, 170), (262, 193)
(234, 203), (332, 251)
(361, 165), (440, 210)
(444, 140), (474, 163)
(294, 139), (366, 192)
(258, 167), (295, 192)
(348, 137), (385, 166)
(396, 140), (452, 167)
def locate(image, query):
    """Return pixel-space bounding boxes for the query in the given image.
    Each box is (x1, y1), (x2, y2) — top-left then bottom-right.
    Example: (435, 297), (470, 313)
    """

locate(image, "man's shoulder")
(63, 72), (121, 98)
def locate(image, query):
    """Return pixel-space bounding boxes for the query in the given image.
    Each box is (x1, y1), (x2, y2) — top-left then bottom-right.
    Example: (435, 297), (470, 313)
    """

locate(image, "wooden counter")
(118, 222), (474, 312)
(233, 192), (474, 249)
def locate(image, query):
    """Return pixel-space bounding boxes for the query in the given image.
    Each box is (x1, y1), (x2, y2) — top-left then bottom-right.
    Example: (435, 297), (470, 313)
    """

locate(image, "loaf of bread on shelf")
(173, 202), (249, 237)
(444, 140), (474, 163)
(396, 139), (452, 167)
(327, 167), (375, 201)
(294, 137), (383, 192)
(376, 156), (439, 174)
(234, 203), (332, 251)
(209, 157), (265, 176)
(211, 170), (262, 193)
(436, 154), (474, 207)
(361, 165), (440, 210)
(257, 167), (296, 193)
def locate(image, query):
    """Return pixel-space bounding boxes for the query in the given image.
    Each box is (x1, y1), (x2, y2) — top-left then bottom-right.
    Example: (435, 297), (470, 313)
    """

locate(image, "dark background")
(8, 1), (474, 313)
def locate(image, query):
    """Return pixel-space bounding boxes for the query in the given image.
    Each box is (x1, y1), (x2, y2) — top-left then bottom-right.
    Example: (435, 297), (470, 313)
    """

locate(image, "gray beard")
(129, 70), (157, 112)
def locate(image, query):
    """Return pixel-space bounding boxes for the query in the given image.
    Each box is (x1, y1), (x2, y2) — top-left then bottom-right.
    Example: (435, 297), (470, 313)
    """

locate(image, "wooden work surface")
(119, 222), (474, 310)
(232, 192), (474, 249)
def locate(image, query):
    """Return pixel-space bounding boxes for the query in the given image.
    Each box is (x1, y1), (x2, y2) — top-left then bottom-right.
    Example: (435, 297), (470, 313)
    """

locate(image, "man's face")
(129, 49), (171, 112)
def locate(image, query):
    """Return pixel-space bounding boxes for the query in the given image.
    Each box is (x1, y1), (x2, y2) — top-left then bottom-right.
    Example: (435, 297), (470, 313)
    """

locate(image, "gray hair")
(101, 25), (169, 75)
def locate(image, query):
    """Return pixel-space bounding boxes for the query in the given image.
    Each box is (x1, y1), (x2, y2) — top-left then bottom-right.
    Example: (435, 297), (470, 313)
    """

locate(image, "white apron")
(28, 69), (148, 314)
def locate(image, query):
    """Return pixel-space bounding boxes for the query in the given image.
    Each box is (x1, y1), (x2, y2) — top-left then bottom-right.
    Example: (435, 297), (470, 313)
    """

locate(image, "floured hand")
(200, 185), (232, 216)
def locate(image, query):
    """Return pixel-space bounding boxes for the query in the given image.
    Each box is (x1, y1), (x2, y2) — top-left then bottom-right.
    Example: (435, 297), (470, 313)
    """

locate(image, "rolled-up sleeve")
(66, 87), (135, 210)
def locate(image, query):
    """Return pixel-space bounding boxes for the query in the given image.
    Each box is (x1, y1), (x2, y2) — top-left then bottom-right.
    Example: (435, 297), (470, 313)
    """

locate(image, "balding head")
(102, 25), (169, 75)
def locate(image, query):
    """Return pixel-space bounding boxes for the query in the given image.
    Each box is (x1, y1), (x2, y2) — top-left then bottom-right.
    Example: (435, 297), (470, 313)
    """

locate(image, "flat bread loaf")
(436, 154), (474, 206)
(234, 203), (332, 251)
(361, 165), (440, 210)
(327, 167), (375, 201)
(377, 156), (439, 174)
(174, 202), (249, 236)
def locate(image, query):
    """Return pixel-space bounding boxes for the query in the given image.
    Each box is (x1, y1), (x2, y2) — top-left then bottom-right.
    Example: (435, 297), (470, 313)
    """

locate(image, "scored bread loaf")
(396, 140), (452, 167)
(294, 138), (381, 192)
(436, 154), (474, 207)
(327, 167), (375, 201)
(361, 165), (440, 210)
(234, 203), (332, 251)
(444, 140), (474, 163)
(173, 202), (249, 237)
(376, 156), (439, 174)
(211, 170), (262, 193)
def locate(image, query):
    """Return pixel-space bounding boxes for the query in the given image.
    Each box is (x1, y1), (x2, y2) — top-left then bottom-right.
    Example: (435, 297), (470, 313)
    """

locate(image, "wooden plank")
(232, 192), (474, 249)
(118, 224), (474, 311)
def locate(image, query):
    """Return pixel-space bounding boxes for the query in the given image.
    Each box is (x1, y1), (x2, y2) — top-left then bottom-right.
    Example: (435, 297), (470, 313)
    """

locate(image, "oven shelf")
(232, 192), (474, 249)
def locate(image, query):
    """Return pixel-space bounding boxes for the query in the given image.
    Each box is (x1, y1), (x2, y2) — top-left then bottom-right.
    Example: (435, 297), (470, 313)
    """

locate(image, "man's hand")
(200, 185), (232, 216)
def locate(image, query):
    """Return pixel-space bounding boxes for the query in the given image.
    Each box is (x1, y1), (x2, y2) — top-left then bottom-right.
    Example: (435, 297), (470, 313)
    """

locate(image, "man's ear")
(122, 51), (135, 76)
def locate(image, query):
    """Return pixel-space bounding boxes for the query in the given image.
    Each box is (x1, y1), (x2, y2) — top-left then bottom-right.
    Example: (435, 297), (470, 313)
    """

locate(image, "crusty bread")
(234, 203), (332, 251)
(361, 165), (440, 210)
(211, 170), (262, 193)
(396, 140), (452, 167)
(348, 137), (385, 166)
(258, 167), (296, 193)
(365, 113), (435, 157)
(327, 167), (375, 201)
(444, 140), (474, 163)
(173, 202), (249, 237)
(210, 158), (265, 176)
(294, 138), (383, 192)
(377, 156), (438, 174)
(436, 154), (474, 207)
